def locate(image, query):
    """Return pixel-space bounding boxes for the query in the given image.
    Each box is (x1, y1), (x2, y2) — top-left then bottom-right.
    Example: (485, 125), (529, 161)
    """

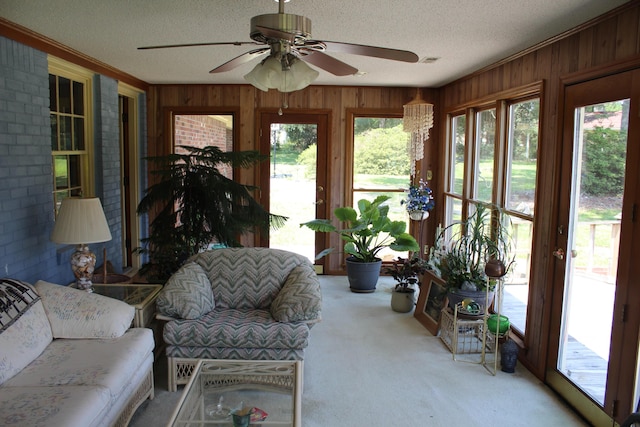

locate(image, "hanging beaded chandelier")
(403, 89), (434, 177)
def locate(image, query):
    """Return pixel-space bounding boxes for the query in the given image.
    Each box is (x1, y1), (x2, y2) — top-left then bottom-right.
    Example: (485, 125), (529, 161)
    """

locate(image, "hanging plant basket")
(409, 210), (430, 221)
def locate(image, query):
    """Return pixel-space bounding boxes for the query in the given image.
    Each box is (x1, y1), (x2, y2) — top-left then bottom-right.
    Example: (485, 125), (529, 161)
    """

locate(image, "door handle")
(553, 248), (565, 260)
(314, 199), (324, 205)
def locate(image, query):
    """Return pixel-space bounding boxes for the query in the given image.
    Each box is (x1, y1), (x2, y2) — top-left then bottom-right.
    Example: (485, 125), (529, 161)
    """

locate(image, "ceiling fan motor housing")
(250, 13), (312, 44)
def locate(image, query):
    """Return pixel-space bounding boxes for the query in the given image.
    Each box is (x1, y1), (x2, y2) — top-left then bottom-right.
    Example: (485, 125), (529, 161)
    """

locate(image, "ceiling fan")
(138, 0), (419, 91)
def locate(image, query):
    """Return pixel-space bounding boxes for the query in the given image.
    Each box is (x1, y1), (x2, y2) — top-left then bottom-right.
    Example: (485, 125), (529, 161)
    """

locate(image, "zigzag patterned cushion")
(156, 262), (215, 320)
(271, 265), (322, 323)
(190, 248), (312, 310)
(163, 308), (310, 349)
(166, 345), (304, 361)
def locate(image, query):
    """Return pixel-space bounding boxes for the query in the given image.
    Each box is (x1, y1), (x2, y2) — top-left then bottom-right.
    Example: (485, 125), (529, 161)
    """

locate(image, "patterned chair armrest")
(270, 264), (322, 324)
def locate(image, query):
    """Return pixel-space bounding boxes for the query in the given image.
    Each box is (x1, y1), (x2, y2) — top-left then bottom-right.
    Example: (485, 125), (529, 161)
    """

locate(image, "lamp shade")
(284, 59), (319, 92)
(244, 56), (319, 93)
(244, 56), (282, 92)
(50, 197), (112, 244)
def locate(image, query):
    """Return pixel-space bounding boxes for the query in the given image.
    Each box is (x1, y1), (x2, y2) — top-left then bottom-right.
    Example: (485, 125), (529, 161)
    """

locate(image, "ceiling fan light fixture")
(281, 58), (319, 92)
(244, 55), (318, 92)
(244, 56), (282, 91)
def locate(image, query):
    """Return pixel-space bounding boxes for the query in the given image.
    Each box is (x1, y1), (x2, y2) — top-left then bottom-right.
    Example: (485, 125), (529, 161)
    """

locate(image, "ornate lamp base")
(71, 244), (96, 292)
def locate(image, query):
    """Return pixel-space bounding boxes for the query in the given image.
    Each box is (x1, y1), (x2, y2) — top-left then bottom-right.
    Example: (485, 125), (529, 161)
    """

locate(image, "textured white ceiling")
(0, 0), (630, 87)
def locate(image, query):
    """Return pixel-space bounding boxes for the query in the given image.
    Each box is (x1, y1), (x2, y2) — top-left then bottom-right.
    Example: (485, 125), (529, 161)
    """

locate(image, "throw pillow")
(270, 265), (322, 323)
(0, 279), (53, 385)
(156, 262), (215, 319)
(35, 280), (134, 339)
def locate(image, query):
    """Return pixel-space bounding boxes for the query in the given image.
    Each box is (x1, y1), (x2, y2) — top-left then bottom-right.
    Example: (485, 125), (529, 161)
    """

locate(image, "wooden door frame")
(117, 83), (144, 271)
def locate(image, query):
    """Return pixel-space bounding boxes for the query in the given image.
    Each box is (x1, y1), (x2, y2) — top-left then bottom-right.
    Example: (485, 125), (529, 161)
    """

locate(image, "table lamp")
(50, 197), (112, 291)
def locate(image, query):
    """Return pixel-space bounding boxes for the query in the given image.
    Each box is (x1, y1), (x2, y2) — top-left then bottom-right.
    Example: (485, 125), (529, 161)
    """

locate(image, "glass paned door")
(548, 70), (640, 425)
(259, 112), (328, 267)
(557, 99), (629, 405)
(269, 122), (318, 262)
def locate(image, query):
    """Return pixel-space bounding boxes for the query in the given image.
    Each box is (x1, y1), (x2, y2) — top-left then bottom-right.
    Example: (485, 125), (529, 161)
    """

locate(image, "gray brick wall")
(94, 75), (123, 273)
(0, 36), (60, 283)
(0, 36), (127, 284)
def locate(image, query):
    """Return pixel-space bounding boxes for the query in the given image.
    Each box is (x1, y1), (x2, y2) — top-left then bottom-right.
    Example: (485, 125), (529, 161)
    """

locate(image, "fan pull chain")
(279, 92), (288, 115)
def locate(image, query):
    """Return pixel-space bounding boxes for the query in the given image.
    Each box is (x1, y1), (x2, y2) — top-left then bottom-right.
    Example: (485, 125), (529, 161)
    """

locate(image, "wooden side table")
(90, 283), (162, 328)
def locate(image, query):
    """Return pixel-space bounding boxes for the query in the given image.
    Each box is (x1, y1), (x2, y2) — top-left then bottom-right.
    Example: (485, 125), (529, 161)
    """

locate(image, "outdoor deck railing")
(510, 219), (620, 282)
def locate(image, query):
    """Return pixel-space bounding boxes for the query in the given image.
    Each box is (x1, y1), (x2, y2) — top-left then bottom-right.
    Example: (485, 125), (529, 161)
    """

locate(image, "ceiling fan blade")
(138, 41), (261, 50)
(298, 50), (358, 76)
(209, 48), (269, 73)
(318, 41), (419, 63)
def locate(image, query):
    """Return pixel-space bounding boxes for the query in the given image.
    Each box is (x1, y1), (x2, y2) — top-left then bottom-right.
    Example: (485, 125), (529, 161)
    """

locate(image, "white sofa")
(0, 278), (155, 427)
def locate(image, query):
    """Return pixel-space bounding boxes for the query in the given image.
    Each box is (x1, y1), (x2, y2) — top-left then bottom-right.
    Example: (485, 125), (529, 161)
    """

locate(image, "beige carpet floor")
(129, 275), (588, 426)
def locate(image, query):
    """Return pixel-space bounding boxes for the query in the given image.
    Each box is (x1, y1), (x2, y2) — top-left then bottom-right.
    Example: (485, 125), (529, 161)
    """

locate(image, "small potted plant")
(385, 256), (428, 312)
(402, 179), (435, 221)
(301, 195), (419, 293)
(426, 203), (514, 311)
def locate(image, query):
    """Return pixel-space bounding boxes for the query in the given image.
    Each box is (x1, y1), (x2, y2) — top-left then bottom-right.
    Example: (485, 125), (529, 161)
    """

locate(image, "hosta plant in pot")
(385, 256), (428, 312)
(301, 195), (419, 293)
(426, 203), (514, 313)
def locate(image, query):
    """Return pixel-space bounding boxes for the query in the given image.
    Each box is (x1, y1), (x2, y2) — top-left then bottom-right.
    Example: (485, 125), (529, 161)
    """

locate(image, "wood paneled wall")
(439, 0), (640, 378)
(146, 85), (438, 273)
(147, 1), (640, 380)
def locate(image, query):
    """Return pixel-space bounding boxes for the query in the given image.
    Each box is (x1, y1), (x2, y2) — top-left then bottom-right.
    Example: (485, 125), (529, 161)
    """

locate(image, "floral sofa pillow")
(35, 280), (134, 339)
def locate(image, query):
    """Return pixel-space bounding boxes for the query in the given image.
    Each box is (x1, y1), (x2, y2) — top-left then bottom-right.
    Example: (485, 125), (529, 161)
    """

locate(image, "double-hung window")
(444, 91), (540, 334)
(49, 58), (93, 215)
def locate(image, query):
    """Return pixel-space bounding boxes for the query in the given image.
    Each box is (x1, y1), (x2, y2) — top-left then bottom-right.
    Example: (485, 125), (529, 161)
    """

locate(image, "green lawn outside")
(270, 150), (620, 273)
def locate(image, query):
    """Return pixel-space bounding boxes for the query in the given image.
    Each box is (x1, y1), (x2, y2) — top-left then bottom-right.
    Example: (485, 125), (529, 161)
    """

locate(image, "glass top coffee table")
(167, 359), (302, 427)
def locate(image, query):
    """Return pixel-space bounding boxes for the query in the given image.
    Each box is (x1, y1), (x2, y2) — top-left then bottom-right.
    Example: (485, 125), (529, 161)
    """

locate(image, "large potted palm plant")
(136, 145), (286, 283)
(301, 195), (419, 292)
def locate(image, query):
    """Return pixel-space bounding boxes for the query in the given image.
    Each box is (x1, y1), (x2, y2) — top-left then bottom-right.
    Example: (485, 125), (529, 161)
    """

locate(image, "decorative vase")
(486, 314), (510, 335)
(484, 258), (506, 278)
(345, 257), (382, 293)
(409, 210), (429, 221)
(391, 288), (416, 312)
